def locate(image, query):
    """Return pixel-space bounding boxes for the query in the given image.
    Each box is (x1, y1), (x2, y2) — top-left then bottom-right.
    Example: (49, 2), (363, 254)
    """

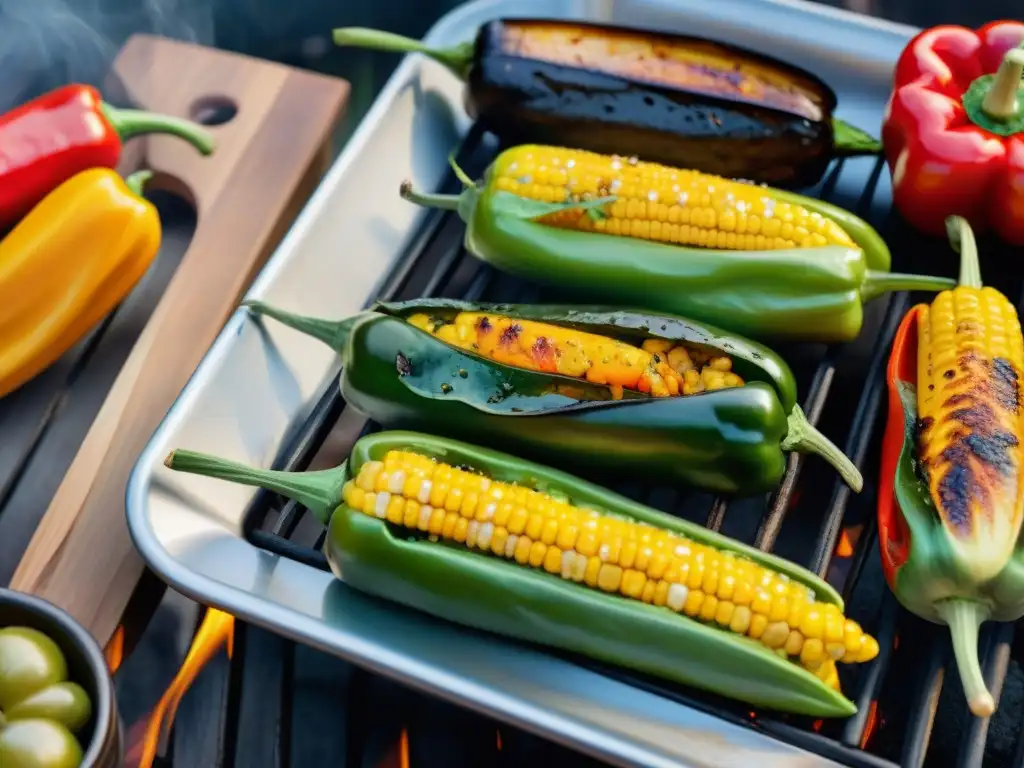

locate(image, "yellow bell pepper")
(0, 168), (161, 399)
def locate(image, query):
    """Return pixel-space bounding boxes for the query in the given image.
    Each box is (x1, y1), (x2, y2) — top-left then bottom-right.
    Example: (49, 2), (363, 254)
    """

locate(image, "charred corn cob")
(407, 311), (744, 398)
(490, 145), (857, 250)
(916, 237), (1024, 581)
(342, 449), (880, 678)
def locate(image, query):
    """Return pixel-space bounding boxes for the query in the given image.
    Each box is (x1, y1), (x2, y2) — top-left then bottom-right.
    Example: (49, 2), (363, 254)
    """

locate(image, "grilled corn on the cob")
(491, 145), (857, 250)
(407, 311), (744, 398)
(343, 448), (880, 679)
(916, 223), (1024, 582)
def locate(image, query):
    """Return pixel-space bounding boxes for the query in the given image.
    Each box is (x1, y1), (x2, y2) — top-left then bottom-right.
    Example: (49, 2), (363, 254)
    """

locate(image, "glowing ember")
(836, 529), (856, 558)
(373, 726), (411, 768)
(135, 608), (235, 768)
(860, 700), (880, 748)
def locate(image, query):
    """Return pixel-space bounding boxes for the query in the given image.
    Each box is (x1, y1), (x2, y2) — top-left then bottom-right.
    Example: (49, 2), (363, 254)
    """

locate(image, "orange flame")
(496, 728), (503, 751)
(836, 530), (855, 558)
(104, 625), (126, 674)
(136, 608), (235, 768)
(374, 727), (410, 768)
(400, 727), (410, 768)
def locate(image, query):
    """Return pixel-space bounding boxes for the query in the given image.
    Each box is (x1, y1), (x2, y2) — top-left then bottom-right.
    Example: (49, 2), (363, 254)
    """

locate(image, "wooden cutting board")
(9, 34), (349, 645)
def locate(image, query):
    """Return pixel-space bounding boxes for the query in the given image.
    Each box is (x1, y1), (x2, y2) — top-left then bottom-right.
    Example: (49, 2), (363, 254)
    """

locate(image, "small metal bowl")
(0, 588), (122, 768)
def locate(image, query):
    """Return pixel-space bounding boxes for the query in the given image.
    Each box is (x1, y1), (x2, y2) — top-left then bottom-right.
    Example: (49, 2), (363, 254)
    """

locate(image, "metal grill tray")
(127, 2), (926, 766)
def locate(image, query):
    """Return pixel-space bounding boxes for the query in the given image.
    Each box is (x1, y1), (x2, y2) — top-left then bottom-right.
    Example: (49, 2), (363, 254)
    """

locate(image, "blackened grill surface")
(240, 126), (1024, 768)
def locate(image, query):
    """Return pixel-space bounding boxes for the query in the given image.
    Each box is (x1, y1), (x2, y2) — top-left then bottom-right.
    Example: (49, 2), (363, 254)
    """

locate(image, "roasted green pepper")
(398, 146), (957, 343)
(879, 218), (1024, 718)
(0, 627), (92, 768)
(166, 430), (882, 717)
(245, 298), (862, 494)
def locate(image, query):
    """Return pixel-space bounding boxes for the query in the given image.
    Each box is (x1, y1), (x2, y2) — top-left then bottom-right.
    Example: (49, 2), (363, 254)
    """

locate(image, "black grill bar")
(249, 528), (330, 570)
(704, 496), (728, 532)
(757, 351), (837, 551)
(810, 290), (911, 578)
(838, 525), (876, 606)
(237, 126), (1024, 768)
(959, 623), (1015, 766)
(842, 594), (899, 746)
(902, 650), (945, 767)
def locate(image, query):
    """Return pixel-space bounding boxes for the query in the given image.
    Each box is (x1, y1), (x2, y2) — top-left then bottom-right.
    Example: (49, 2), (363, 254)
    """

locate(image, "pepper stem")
(935, 599), (995, 718)
(831, 117), (883, 155)
(165, 449), (346, 526)
(244, 300), (357, 353)
(946, 215), (984, 289)
(332, 27), (475, 80)
(981, 45), (1024, 121)
(101, 103), (215, 155)
(962, 45), (1024, 136)
(448, 152), (476, 188)
(399, 179), (461, 211)
(859, 270), (958, 302)
(781, 405), (863, 492)
(124, 170), (154, 198)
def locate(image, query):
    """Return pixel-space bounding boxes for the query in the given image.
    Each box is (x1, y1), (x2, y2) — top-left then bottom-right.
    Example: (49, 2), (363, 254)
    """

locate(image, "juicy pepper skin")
(0, 83), (213, 232)
(879, 217), (1024, 719)
(399, 146), (958, 343)
(165, 430), (880, 718)
(333, 19), (882, 187)
(881, 22), (1024, 244)
(243, 299), (863, 495)
(0, 169), (161, 399)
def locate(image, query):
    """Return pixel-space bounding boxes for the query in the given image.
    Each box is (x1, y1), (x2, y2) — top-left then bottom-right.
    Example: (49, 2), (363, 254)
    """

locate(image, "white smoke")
(0, 0), (216, 111)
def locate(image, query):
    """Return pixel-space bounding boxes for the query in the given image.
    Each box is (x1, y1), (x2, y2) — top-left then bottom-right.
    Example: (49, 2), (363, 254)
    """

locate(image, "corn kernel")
(729, 606), (752, 634)
(598, 564), (624, 593)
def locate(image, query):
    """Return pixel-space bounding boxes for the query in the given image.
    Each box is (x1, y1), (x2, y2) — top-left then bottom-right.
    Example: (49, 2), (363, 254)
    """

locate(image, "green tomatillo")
(0, 627), (92, 768)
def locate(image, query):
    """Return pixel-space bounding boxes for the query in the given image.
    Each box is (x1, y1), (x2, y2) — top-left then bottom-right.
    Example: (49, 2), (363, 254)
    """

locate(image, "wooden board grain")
(8, 34), (349, 644)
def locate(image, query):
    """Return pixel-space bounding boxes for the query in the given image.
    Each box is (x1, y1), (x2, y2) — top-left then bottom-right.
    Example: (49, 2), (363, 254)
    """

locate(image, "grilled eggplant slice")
(334, 19), (880, 187)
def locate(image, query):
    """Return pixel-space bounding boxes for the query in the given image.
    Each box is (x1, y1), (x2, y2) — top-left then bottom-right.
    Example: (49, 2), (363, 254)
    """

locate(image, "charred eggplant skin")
(332, 19), (876, 185)
(466, 19), (838, 187)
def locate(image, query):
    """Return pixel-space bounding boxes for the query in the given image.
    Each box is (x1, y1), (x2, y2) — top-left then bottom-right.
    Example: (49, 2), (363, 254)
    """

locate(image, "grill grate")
(238, 124), (1024, 768)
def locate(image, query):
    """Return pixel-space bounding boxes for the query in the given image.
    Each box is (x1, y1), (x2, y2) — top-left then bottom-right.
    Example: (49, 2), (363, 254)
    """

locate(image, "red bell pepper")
(882, 21), (1024, 244)
(0, 84), (215, 232)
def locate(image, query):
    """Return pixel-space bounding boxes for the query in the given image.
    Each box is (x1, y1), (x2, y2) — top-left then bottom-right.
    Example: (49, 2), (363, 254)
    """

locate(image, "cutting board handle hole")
(189, 95), (238, 126)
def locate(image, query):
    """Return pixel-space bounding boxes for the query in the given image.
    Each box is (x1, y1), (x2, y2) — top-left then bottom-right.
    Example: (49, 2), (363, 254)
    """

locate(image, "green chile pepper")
(398, 154), (957, 343)
(0, 627), (91, 768)
(245, 299), (862, 494)
(165, 429), (862, 717)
